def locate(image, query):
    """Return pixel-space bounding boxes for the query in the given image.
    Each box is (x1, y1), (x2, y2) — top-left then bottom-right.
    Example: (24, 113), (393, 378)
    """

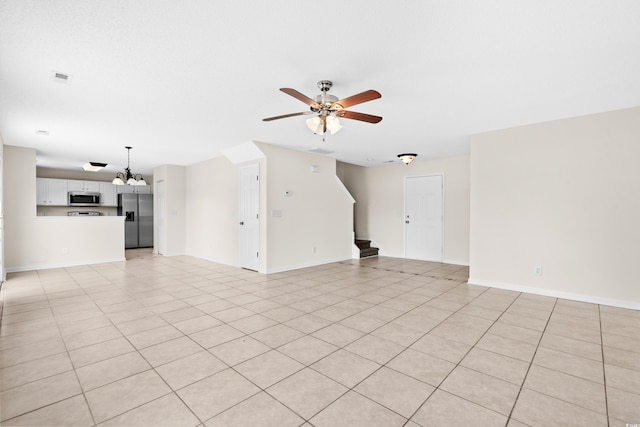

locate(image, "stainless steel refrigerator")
(118, 193), (153, 249)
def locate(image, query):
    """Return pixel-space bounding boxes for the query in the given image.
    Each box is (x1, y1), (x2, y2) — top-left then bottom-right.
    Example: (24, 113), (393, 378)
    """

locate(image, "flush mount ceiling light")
(112, 146), (146, 186)
(82, 162), (107, 172)
(397, 153), (417, 165)
(263, 80), (382, 141)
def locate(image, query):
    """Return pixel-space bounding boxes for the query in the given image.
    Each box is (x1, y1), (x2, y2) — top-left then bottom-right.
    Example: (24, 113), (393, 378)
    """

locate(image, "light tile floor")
(1, 254), (639, 426)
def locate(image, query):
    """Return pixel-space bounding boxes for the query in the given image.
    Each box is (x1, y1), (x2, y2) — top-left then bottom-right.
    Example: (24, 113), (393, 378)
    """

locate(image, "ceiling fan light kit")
(112, 146), (147, 186)
(263, 80), (382, 139)
(306, 115), (342, 135)
(398, 153), (417, 165)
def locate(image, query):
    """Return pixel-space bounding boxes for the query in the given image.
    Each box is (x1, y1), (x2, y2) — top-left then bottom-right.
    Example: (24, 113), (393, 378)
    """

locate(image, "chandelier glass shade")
(112, 146), (147, 185)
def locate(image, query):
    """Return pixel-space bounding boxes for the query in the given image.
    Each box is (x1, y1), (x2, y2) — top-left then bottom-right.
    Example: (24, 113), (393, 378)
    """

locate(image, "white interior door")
(157, 180), (166, 255)
(405, 175), (443, 261)
(239, 164), (259, 271)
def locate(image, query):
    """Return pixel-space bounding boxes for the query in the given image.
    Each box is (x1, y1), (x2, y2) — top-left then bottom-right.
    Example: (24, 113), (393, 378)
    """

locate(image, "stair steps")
(355, 239), (379, 258)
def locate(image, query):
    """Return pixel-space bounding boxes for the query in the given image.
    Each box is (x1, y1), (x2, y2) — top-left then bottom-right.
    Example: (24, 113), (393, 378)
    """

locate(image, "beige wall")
(162, 143), (353, 273)
(339, 156), (470, 265)
(4, 146), (36, 268)
(3, 146), (124, 271)
(470, 107), (640, 308)
(153, 164), (186, 256)
(256, 143), (354, 273)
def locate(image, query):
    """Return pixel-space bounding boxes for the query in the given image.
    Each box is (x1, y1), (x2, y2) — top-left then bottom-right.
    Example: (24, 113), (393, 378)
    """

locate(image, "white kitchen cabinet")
(100, 182), (118, 206)
(135, 185), (152, 194)
(116, 185), (134, 194)
(67, 180), (101, 192)
(116, 184), (152, 194)
(36, 178), (68, 205)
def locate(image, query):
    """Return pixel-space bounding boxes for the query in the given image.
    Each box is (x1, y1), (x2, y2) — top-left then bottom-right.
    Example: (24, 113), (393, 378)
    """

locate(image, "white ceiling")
(1, 1), (640, 177)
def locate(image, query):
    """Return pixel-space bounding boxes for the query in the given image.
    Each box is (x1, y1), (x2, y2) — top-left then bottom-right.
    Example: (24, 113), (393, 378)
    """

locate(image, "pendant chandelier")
(112, 146), (147, 186)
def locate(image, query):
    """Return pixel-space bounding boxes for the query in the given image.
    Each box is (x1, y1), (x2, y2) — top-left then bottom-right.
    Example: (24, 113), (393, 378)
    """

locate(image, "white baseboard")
(184, 252), (240, 268)
(442, 259), (470, 267)
(5, 257), (127, 273)
(266, 256), (353, 274)
(468, 277), (640, 310)
(183, 252), (353, 275)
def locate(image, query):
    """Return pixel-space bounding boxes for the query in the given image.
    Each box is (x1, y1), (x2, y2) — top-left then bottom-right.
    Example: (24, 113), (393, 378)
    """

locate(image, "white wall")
(339, 156), (470, 265)
(255, 143), (354, 273)
(185, 156), (240, 266)
(164, 143), (353, 274)
(470, 107), (640, 308)
(3, 146), (124, 272)
(153, 164), (186, 256)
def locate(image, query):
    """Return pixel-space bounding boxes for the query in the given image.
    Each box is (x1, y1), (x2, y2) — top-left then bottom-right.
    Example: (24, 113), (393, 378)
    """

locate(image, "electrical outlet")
(62, 247), (69, 255)
(534, 266), (542, 275)
(312, 246), (317, 254)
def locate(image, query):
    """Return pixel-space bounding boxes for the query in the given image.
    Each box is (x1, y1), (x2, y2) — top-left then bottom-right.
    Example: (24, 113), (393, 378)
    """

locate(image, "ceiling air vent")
(51, 70), (73, 84)
(308, 148), (334, 155)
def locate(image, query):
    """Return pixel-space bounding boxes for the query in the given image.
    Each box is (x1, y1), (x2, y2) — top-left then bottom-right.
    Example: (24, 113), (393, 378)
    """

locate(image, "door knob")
(405, 221), (410, 224)
(239, 221), (244, 225)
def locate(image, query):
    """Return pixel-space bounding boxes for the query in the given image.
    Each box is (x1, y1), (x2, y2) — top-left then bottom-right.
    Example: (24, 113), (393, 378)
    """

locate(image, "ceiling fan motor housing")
(317, 80), (333, 92)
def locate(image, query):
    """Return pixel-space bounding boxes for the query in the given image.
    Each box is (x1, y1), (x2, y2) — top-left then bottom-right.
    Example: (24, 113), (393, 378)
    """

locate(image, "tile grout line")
(287, 281), (504, 424)
(83, 263), (211, 426)
(195, 264), (471, 424)
(45, 263), (201, 426)
(204, 267), (458, 424)
(504, 297), (558, 424)
(2, 269), (100, 426)
(6, 259), (630, 426)
(598, 304), (610, 427)
(398, 286), (529, 426)
(1, 262), (466, 425)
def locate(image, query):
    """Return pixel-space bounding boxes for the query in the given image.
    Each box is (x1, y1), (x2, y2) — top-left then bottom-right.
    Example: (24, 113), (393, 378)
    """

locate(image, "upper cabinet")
(116, 185), (152, 194)
(100, 182), (118, 206)
(36, 178), (68, 205)
(67, 180), (101, 192)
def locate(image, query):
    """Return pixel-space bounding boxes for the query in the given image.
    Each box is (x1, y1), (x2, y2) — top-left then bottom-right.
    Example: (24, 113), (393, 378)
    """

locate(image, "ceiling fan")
(263, 80), (382, 139)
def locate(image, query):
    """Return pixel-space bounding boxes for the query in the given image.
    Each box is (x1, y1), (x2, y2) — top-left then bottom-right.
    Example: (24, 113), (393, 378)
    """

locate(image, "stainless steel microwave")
(68, 191), (101, 206)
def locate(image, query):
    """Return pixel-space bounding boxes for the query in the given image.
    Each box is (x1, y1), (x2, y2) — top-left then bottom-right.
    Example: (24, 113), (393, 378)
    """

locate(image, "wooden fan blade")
(337, 110), (383, 124)
(280, 88), (321, 108)
(263, 111), (312, 122)
(333, 90), (381, 109)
